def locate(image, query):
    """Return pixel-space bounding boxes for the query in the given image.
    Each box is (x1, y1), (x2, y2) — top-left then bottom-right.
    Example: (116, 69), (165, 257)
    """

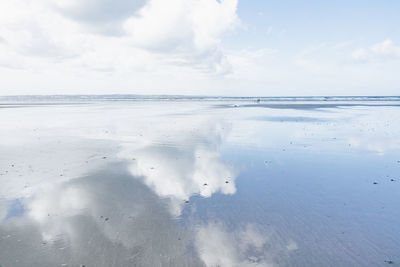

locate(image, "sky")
(0, 0), (399, 96)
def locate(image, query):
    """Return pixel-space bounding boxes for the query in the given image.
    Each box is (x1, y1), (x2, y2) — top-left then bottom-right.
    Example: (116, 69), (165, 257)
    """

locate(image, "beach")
(0, 97), (399, 266)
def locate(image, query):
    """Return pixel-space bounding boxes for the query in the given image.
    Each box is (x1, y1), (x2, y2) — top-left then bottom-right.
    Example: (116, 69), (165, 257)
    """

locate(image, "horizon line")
(1, 94), (400, 98)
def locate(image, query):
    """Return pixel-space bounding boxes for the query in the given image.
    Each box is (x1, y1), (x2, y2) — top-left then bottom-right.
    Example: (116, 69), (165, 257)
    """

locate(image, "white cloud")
(52, 0), (147, 25)
(0, 1), (398, 96)
(124, 0), (239, 74)
(352, 39), (400, 62)
(0, 0), (239, 78)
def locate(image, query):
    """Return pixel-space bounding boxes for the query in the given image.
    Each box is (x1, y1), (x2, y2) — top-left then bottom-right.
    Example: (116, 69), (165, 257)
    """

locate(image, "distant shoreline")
(0, 95), (400, 103)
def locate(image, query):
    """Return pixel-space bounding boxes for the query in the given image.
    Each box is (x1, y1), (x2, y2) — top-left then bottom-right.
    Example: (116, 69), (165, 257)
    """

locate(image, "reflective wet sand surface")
(1, 100), (399, 266)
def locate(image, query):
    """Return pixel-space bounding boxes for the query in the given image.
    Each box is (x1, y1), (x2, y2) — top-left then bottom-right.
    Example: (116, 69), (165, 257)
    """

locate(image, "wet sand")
(0, 99), (399, 266)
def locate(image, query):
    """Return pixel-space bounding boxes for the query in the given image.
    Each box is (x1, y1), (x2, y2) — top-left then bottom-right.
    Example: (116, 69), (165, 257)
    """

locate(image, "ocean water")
(0, 97), (399, 266)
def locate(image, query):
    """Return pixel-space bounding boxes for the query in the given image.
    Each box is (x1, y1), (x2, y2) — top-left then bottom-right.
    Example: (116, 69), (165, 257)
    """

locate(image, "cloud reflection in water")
(1, 165), (205, 266)
(0, 102), (303, 266)
(195, 222), (298, 267)
(120, 119), (237, 216)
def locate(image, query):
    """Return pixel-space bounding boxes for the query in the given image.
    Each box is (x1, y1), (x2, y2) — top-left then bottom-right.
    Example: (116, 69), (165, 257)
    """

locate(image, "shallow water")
(0, 100), (399, 266)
